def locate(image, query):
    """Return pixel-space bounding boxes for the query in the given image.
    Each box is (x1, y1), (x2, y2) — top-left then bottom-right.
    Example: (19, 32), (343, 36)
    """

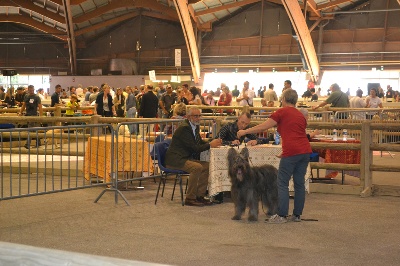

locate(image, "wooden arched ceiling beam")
(73, 0), (178, 24)
(50, 0), (86, 5)
(0, 14), (67, 41)
(317, 0), (353, 10)
(62, 0), (77, 75)
(1, 0), (65, 23)
(194, 0), (261, 16)
(173, 0), (200, 83)
(282, 0), (320, 81)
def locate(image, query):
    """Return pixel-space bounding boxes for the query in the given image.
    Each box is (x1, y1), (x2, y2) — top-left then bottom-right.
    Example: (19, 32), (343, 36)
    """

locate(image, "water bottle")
(342, 129), (348, 141)
(274, 130), (280, 145)
(332, 129), (338, 141)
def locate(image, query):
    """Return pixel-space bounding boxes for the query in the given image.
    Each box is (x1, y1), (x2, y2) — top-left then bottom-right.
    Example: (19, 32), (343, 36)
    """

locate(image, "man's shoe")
(196, 196), (213, 206)
(265, 214), (287, 224)
(184, 198), (204, 207)
(288, 215), (301, 222)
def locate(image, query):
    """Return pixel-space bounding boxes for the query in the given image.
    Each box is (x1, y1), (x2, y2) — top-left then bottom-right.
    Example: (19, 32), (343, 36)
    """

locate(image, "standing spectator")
(65, 95), (80, 117)
(176, 88), (189, 105)
(75, 84), (83, 98)
(157, 82), (166, 119)
(259, 86), (267, 99)
(394, 91), (400, 102)
(69, 86), (77, 96)
(37, 88), (45, 100)
(51, 84), (64, 115)
(310, 88), (318, 101)
(159, 84), (177, 119)
(214, 87), (221, 97)
(15, 87), (26, 107)
(217, 86), (233, 114)
(4, 87), (15, 107)
(19, 85), (43, 149)
(312, 83), (349, 110)
(60, 90), (68, 99)
(204, 91), (215, 106)
(377, 87), (385, 99)
(113, 88), (126, 117)
(349, 89), (366, 120)
(0, 86), (5, 101)
(139, 85), (159, 135)
(94, 85), (116, 117)
(231, 86), (240, 98)
(237, 89), (311, 223)
(365, 88), (383, 119)
(316, 87), (322, 97)
(181, 84), (193, 102)
(236, 81), (255, 112)
(165, 107), (222, 206)
(89, 87), (99, 103)
(125, 86), (137, 116)
(85, 86), (93, 102)
(386, 85), (393, 99)
(264, 83), (278, 102)
(188, 87), (202, 105)
(302, 88), (312, 99)
(125, 86), (137, 134)
(278, 80), (293, 105)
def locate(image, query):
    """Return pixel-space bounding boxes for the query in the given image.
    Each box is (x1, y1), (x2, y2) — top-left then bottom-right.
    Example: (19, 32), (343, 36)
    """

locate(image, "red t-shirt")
(269, 107), (312, 157)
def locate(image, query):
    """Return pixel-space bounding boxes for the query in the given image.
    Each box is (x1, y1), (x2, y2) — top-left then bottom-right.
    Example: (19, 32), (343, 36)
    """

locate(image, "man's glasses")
(191, 115), (202, 118)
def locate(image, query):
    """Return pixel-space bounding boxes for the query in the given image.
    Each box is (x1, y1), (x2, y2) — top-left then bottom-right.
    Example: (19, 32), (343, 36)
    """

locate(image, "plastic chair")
(154, 140), (189, 206)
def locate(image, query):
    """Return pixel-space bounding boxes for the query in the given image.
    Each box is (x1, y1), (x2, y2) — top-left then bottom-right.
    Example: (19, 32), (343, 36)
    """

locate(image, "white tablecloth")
(201, 144), (310, 196)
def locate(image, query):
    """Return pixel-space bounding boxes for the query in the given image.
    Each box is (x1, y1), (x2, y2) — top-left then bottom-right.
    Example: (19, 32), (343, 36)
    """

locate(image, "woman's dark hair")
(189, 86), (199, 97)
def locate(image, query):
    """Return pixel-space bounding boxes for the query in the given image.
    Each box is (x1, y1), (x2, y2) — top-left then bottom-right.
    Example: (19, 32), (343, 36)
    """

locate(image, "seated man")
(165, 107), (222, 207)
(216, 112), (264, 146)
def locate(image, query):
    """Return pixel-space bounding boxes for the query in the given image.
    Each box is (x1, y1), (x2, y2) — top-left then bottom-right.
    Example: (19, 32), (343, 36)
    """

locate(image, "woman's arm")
(237, 118), (277, 138)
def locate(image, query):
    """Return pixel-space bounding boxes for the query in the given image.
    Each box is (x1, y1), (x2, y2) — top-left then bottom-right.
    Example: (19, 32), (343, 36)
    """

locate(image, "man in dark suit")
(139, 85), (158, 135)
(165, 107), (222, 206)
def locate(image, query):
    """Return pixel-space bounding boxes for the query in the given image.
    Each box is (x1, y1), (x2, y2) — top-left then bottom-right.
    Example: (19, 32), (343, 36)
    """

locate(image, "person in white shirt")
(365, 88), (383, 119)
(236, 81), (255, 108)
(349, 89), (367, 120)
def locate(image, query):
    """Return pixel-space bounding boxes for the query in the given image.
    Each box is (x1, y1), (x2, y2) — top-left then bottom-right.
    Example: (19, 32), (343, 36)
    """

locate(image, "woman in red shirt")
(237, 89), (311, 224)
(217, 86), (233, 114)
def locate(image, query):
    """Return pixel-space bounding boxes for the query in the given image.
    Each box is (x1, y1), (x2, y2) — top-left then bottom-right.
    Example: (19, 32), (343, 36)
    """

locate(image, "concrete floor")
(0, 152), (399, 265)
(1, 178), (400, 265)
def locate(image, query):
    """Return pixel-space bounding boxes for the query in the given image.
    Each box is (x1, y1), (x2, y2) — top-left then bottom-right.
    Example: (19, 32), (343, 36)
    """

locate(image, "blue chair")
(154, 140), (189, 206)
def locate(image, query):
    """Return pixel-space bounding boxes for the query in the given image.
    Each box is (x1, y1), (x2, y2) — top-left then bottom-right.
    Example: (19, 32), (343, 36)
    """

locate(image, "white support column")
(173, 0), (201, 83)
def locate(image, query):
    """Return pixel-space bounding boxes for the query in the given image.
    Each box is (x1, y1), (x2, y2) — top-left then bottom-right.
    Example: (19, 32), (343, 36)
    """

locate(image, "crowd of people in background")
(0, 80), (399, 122)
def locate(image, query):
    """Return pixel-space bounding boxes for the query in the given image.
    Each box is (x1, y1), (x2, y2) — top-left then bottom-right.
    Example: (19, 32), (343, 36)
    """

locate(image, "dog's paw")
(248, 215), (258, 222)
(231, 215), (242, 220)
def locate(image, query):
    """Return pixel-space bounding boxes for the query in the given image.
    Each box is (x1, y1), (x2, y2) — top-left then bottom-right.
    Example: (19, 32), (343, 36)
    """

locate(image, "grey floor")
(1, 153), (400, 265)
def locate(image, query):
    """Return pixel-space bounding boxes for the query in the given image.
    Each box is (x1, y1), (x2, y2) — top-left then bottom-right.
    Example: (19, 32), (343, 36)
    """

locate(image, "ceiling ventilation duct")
(109, 58), (137, 75)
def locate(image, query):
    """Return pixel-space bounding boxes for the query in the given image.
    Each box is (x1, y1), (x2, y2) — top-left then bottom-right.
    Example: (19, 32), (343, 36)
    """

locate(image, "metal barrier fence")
(0, 124), (113, 200)
(0, 117), (219, 205)
(1, 113), (400, 203)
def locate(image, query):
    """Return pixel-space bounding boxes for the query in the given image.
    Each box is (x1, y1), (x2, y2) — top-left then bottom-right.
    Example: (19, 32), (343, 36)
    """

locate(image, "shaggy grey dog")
(227, 147), (278, 221)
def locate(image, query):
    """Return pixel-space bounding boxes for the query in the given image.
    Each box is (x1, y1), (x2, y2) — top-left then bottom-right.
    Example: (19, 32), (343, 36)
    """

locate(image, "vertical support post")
(360, 121), (373, 197)
(90, 115), (100, 136)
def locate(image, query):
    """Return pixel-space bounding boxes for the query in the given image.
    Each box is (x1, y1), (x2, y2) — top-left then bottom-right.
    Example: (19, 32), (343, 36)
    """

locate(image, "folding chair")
(154, 140), (189, 206)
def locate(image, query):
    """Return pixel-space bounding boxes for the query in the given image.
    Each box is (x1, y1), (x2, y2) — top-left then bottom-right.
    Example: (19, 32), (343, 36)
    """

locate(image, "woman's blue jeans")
(277, 153), (310, 217)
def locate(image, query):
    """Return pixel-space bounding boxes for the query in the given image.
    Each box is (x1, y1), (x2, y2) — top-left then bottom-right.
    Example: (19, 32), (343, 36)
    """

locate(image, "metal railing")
(1, 111), (400, 204)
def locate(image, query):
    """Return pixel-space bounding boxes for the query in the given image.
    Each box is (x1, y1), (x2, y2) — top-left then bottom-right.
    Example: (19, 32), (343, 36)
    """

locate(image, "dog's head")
(227, 147), (250, 182)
